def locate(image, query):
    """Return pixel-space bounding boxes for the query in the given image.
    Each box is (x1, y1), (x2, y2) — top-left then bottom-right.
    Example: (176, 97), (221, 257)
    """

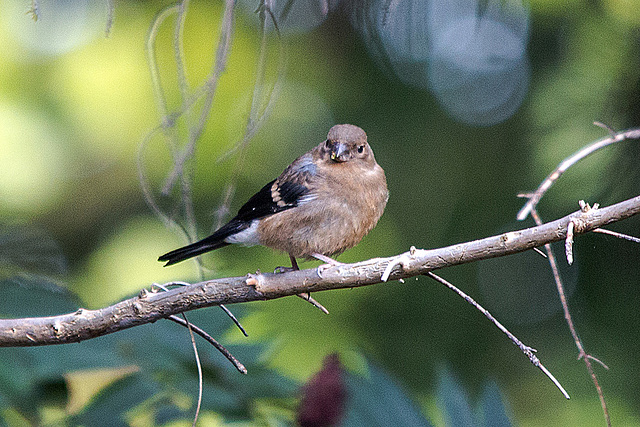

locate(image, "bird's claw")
(274, 266), (296, 274)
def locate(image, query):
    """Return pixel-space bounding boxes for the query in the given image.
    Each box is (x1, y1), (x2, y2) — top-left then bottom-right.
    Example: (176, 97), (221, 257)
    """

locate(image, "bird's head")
(321, 124), (374, 164)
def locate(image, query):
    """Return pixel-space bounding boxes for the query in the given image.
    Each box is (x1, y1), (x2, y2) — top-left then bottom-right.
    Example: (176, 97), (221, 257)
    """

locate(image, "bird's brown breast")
(257, 162), (388, 258)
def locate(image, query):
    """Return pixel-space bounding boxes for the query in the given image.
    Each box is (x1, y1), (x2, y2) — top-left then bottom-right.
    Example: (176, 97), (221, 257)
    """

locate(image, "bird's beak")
(330, 142), (348, 162)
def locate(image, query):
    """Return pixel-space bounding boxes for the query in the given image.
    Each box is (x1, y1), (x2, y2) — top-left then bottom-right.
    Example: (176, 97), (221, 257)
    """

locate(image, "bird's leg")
(285, 255), (329, 315)
(290, 255), (299, 270)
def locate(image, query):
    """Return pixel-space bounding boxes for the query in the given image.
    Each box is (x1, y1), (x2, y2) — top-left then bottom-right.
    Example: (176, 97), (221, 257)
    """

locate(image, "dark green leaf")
(341, 360), (432, 427)
(476, 381), (512, 427)
(436, 366), (475, 427)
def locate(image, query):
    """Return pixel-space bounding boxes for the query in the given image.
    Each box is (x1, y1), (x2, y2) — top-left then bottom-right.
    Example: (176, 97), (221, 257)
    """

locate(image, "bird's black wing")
(235, 178), (311, 222)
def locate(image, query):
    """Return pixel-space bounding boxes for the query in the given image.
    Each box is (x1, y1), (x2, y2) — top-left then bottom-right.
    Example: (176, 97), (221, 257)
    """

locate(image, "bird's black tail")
(158, 236), (230, 266)
(159, 218), (252, 266)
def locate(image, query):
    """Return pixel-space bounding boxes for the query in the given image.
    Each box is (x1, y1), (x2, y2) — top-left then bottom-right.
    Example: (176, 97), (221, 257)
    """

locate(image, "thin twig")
(104, 0), (114, 37)
(28, 0), (40, 21)
(217, 0), (286, 163)
(174, 0), (190, 103)
(156, 282), (247, 374)
(426, 272), (570, 399)
(297, 292), (330, 314)
(219, 304), (248, 336)
(168, 315), (247, 374)
(592, 228), (640, 243)
(169, 0), (238, 242)
(533, 247), (548, 258)
(517, 127), (640, 221)
(582, 354), (610, 371)
(137, 128), (181, 231)
(179, 312), (203, 427)
(146, 5), (179, 125)
(137, 126), (196, 249)
(213, 0), (287, 234)
(141, 0), (248, 336)
(211, 1), (274, 229)
(515, 124), (638, 425)
(154, 282), (248, 337)
(530, 207), (610, 426)
(287, 256), (330, 314)
(187, 0), (236, 147)
(157, 0), (236, 211)
(141, 5), (189, 239)
(594, 121), (617, 137)
(515, 127), (640, 425)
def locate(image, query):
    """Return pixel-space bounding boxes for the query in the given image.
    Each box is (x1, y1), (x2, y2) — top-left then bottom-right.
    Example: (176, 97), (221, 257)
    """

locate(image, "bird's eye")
(357, 145), (365, 154)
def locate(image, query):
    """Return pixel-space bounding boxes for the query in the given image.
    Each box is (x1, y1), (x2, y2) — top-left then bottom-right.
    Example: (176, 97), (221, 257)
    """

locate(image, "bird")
(158, 124), (388, 277)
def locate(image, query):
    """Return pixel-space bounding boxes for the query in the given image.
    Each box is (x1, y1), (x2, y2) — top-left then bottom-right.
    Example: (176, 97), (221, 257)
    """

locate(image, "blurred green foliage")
(0, 0), (639, 425)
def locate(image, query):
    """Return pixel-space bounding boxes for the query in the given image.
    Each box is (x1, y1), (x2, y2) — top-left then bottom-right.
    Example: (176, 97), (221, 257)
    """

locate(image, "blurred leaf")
(69, 307), (295, 423)
(0, 224), (66, 281)
(0, 281), (296, 424)
(0, 277), (78, 318)
(341, 359), (432, 427)
(437, 366), (512, 427)
(152, 310), (297, 419)
(0, 348), (70, 422)
(0, 280), (132, 378)
(231, 294), (373, 382)
(65, 366), (140, 415)
(70, 373), (159, 427)
(0, 348), (40, 408)
(477, 381), (512, 427)
(437, 366), (475, 427)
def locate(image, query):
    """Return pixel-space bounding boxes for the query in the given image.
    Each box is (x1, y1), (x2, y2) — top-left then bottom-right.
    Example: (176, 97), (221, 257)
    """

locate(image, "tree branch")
(1, 194), (639, 347)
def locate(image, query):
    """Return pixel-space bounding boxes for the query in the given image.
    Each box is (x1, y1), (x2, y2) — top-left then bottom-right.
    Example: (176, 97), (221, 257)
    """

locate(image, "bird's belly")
(224, 220), (261, 246)
(256, 202), (375, 258)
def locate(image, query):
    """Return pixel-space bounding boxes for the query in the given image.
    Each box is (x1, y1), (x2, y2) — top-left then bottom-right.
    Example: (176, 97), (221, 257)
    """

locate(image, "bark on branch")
(1, 194), (639, 347)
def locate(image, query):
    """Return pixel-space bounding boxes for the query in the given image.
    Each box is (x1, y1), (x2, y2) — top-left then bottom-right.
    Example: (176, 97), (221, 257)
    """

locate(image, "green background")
(0, 1), (639, 425)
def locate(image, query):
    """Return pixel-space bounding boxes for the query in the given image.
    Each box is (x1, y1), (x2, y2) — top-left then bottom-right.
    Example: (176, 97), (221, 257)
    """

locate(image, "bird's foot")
(275, 255), (300, 274)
